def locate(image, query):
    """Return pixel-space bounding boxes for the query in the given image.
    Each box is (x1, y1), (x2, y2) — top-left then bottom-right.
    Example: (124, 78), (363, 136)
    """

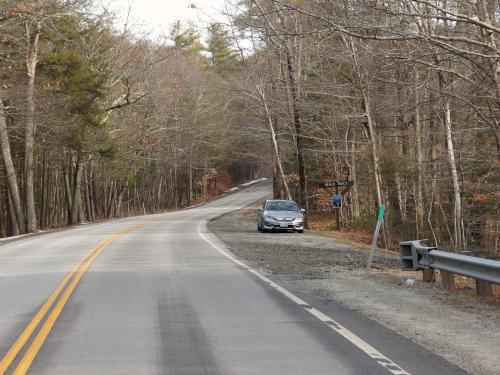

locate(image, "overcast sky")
(110, 0), (228, 39)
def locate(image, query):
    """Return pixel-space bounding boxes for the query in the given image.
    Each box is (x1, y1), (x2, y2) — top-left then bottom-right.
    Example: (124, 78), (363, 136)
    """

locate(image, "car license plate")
(280, 223), (287, 228)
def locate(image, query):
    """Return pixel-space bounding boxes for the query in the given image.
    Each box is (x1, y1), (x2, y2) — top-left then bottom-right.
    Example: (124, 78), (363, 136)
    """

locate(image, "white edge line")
(197, 220), (411, 375)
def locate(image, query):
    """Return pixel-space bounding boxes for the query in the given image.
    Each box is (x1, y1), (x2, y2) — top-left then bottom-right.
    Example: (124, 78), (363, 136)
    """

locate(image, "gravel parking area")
(208, 205), (500, 375)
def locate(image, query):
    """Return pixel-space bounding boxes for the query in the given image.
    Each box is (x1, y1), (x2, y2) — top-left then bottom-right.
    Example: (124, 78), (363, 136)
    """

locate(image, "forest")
(0, 0), (269, 237)
(0, 1), (498, 276)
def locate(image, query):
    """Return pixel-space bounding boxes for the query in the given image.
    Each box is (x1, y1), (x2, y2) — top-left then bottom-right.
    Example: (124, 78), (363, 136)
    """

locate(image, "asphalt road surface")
(0, 181), (466, 375)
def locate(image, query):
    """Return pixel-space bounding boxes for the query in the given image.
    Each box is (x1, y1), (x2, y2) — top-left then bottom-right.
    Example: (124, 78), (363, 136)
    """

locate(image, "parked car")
(257, 199), (305, 233)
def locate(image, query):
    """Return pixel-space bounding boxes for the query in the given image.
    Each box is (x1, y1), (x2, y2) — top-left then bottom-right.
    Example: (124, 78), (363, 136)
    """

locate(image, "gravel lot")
(208, 205), (500, 375)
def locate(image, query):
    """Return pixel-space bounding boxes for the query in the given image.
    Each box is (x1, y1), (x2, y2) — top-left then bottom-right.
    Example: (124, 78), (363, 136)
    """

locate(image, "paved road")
(0, 182), (466, 374)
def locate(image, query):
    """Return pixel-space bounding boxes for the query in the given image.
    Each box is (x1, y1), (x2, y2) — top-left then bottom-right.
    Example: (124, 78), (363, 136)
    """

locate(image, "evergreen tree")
(169, 20), (204, 55)
(206, 23), (238, 71)
(40, 16), (109, 150)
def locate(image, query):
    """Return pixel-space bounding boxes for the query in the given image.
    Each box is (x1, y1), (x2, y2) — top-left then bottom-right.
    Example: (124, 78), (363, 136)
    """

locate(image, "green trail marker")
(377, 204), (385, 221)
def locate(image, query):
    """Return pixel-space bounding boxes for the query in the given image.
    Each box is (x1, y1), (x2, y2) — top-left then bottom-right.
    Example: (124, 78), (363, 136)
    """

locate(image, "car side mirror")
(300, 208), (306, 214)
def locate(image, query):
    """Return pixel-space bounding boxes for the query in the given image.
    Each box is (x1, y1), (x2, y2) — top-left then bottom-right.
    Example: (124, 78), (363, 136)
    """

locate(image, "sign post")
(365, 204), (385, 275)
(319, 180), (352, 231)
(331, 194), (342, 230)
(335, 183), (339, 231)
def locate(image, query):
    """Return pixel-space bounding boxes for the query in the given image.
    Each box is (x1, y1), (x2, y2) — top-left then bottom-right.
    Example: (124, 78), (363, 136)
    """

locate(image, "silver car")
(257, 200), (305, 233)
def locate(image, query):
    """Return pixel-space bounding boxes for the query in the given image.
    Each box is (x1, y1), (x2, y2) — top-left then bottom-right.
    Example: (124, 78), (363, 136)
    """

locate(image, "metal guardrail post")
(399, 240), (437, 271)
(399, 240), (500, 287)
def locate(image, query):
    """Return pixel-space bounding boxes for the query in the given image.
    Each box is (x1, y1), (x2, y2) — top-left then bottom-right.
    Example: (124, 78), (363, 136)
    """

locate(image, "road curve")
(0, 181), (465, 374)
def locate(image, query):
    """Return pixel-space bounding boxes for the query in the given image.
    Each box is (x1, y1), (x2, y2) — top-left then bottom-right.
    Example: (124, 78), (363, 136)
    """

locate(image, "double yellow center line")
(0, 222), (147, 375)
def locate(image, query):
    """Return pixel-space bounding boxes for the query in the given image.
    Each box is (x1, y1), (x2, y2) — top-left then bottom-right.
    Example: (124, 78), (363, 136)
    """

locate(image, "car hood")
(264, 211), (302, 219)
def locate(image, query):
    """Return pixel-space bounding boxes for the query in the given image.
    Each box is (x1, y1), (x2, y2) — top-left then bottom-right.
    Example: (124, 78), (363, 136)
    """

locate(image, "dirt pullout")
(208, 206), (500, 375)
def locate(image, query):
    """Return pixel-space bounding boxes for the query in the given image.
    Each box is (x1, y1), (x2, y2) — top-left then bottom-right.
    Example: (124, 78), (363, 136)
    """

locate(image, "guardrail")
(400, 240), (500, 285)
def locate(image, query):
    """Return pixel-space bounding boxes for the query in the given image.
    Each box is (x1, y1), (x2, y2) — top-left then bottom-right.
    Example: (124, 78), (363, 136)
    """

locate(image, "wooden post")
(335, 183), (340, 231)
(440, 271), (455, 290)
(474, 250), (493, 297)
(422, 269), (435, 282)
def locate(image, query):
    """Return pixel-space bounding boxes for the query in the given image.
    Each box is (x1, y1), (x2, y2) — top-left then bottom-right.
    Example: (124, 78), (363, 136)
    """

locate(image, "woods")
(224, 0), (499, 262)
(0, 0), (498, 270)
(0, 0), (268, 236)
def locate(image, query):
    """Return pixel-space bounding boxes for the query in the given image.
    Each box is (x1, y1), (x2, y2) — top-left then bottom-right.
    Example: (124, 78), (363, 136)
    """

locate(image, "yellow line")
(0, 242), (105, 374)
(0, 223), (147, 375)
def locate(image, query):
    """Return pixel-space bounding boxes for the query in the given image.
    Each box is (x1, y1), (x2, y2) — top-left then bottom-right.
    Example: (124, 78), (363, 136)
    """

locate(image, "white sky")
(110, 0), (228, 40)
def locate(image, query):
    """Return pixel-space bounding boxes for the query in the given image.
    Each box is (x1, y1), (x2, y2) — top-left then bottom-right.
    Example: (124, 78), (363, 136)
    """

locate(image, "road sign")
(319, 180), (353, 188)
(336, 180), (353, 187)
(320, 181), (336, 188)
(332, 195), (342, 208)
(319, 180), (353, 231)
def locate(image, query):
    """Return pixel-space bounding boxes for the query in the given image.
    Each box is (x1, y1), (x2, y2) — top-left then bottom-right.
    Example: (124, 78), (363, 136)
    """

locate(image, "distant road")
(0, 181), (464, 374)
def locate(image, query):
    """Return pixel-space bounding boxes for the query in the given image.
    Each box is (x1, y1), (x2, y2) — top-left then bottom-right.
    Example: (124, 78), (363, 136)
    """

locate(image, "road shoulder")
(208, 205), (500, 375)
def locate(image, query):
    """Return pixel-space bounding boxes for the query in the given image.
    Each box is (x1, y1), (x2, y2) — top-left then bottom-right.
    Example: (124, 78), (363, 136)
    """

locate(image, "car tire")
(298, 230), (304, 234)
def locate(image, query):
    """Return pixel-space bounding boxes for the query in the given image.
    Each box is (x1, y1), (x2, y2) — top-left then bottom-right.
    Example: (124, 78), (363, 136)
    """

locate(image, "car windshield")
(266, 201), (299, 211)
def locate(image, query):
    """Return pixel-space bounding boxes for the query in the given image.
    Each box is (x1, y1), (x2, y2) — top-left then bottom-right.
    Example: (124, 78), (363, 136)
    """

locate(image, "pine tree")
(169, 20), (204, 55)
(206, 23), (238, 72)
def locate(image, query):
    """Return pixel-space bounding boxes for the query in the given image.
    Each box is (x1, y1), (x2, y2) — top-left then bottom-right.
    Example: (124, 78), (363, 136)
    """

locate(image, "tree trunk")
(444, 100), (465, 251)
(0, 191), (6, 238)
(89, 167), (97, 221)
(0, 97), (26, 234)
(63, 163), (73, 220)
(116, 185), (127, 217)
(260, 88), (291, 200)
(352, 60), (389, 247)
(395, 174), (406, 224)
(349, 134), (360, 218)
(363, 101), (383, 209)
(273, 160), (282, 199)
(107, 181), (116, 219)
(70, 157), (83, 224)
(346, 37), (384, 211)
(52, 169), (60, 227)
(41, 155), (49, 229)
(285, 47), (307, 211)
(414, 71), (424, 236)
(103, 182), (109, 218)
(7, 186), (20, 237)
(429, 90), (440, 248)
(173, 160), (178, 210)
(24, 20), (41, 233)
(478, 0), (500, 106)
(188, 162), (193, 206)
(84, 165), (93, 222)
(157, 179), (163, 211)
